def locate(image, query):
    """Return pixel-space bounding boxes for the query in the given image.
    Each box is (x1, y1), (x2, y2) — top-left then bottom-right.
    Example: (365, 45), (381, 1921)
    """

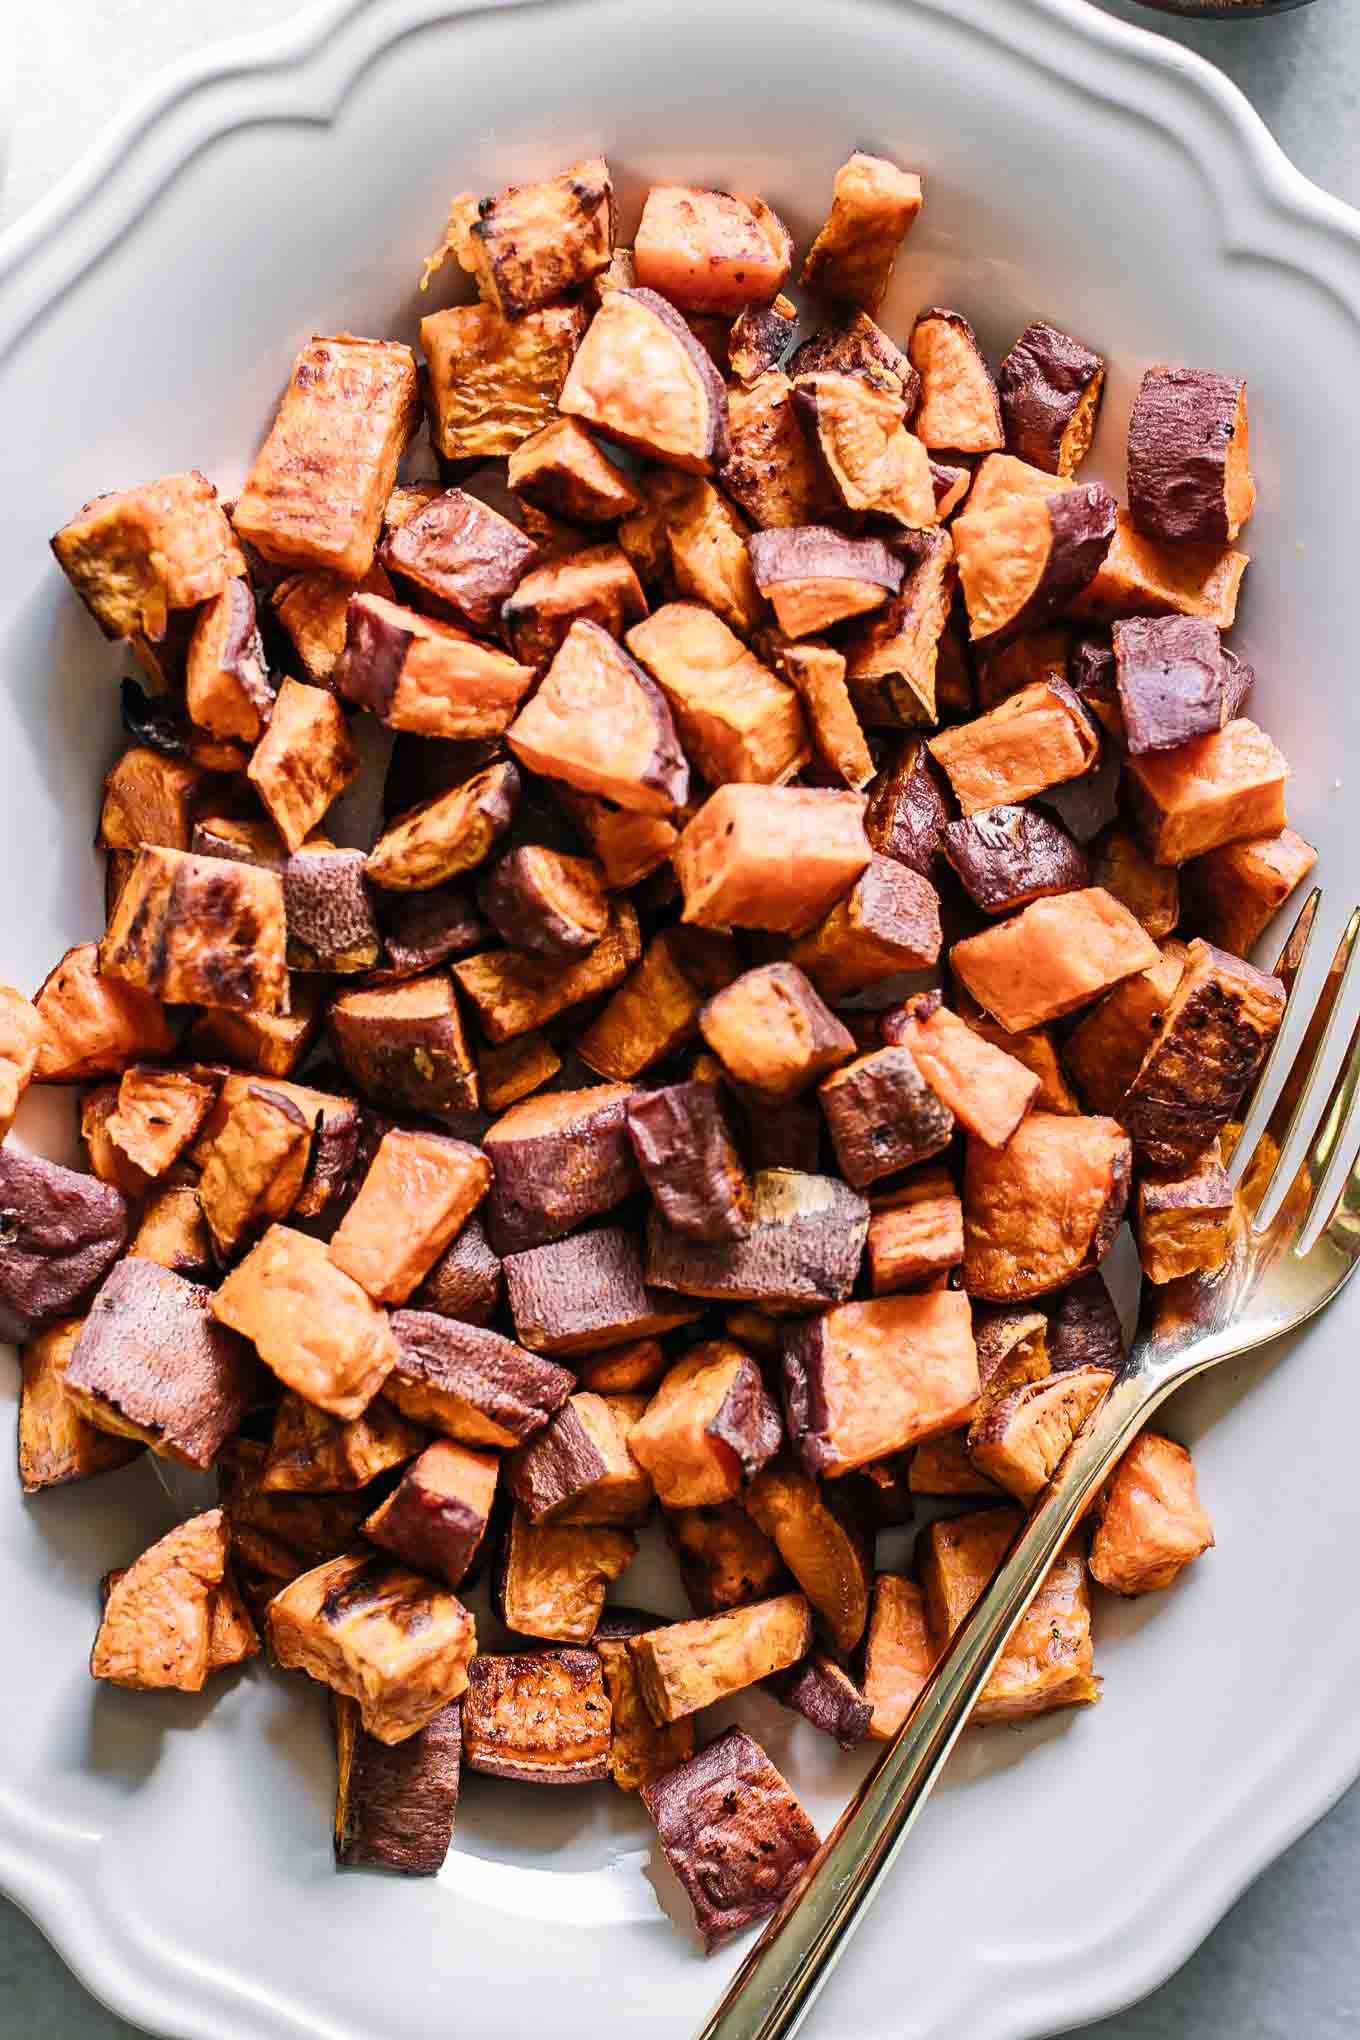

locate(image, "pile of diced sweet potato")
(7, 140), (1298, 1945)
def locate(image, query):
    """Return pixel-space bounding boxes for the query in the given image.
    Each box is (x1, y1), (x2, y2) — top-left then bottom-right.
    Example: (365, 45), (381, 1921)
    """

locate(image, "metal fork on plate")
(698, 886), (1360, 2040)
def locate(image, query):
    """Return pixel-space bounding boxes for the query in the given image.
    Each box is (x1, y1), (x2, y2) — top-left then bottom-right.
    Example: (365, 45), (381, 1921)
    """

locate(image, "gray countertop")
(2, 2), (1358, 2035)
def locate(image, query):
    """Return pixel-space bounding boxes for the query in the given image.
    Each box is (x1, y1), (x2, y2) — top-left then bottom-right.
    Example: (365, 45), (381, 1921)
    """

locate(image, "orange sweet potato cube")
(674, 785), (871, 935)
(1125, 718), (1290, 866)
(328, 1130), (492, 1305)
(783, 1291), (978, 1477)
(1089, 1431), (1215, 1595)
(951, 888), (1159, 1033)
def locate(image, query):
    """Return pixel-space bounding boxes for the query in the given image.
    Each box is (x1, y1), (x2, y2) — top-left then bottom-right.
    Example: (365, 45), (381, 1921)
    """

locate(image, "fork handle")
(695, 1369), (1160, 2040)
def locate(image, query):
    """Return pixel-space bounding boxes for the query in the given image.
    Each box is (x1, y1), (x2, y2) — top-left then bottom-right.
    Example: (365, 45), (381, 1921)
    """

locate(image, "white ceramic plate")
(5, 2), (1360, 2036)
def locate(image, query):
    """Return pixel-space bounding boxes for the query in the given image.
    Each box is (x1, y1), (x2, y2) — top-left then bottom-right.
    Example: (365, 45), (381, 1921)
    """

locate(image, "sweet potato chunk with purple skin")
(789, 853), (942, 1000)
(329, 974), (477, 1119)
(380, 487), (537, 632)
(843, 527), (957, 729)
(192, 1071), (357, 1221)
(367, 760), (520, 892)
(817, 1047), (954, 1190)
(729, 295), (797, 384)
(575, 926), (738, 1081)
(0, 987), (49, 1134)
(97, 746), (204, 855)
(0, 1146), (128, 1344)
(362, 1438), (499, 1588)
(507, 617), (688, 816)
(975, 626), (1073, 715)
(91, 1508), (229, 1692)
(560, 288), (730, 474)
(962, 1112), (1132, 1303)
(433, 158), (614, 320)
(62, 1256), (257, 1468)
(666, 1501), (788, 1616)
(967, 1365), (1113, 1503)
(749, 526), (903, 639)
(909, 309), (1004, 455)
(198, 1082), (315, 1256)
(1090, 825), (1179, 941)
(269, 1550), (476, 1745)
(507, 1390), (653, 1527)
(1064, 942), (1187, 1124)
(943, 803), (1089, 916)
(328, 1130), (490, 1306)
(627, 1343), (781, 1509)
(744, 1459), (871, 1653)
(495, 1506), (637, 1642)
(483, 1084), (641, 1255)
(952, 887), (1159, 1033)
(185, 578), (274, 744)
(1067, 631), (1123, 742)
(246, 678), (358, 856)
(629, 1594), (812, 1727)
(884, 993), (1038, 1147)
(998, 322), (1105, 478)
(452, 898), (641, 1044)
(782, 1291), (978, 1479)
(1128, 367), (1254, 547)
(411, 1214), (501, 1329)
(283, 846), (381, 974)
(1183, 828), (1317, 958)
(386, 1308), (571, 1447)
(1048, 1272), (1124, 1375)
(373, 882), (487, 984)
(19, 1318), (144, 1493)
(626, 1082), (753, 1243)
(1120, 937), (1285, 1168)
(580, 1337), (668, 1396)
(1136, 1145), (1236, 1284)
(767, 1652), (872, 1749)
(1113, 615), (1228, 757)
(791, 311), (919, 409)
(271, 560), (393, 685)
(954, 478), (1117, 644)
(802, 151), (922, 313)
(1070, 510), (1248, 631)
(212, 1225), (397, 1421)
(627, 602), (807, 786)
(462, 1649), (612, 1786)
(1090, 1431), (1214, 1596)
(334, 593), (534, 744)
(478, 846), (608, 961)
(865, 736), (953, 878)
(771, 637), (874, 790)
(720, 370), (833, 530)
(554, 785), (679, 889)
(37, 943), (176, 1080)
(505, 1225), (701, 1359)
(105, 1066), (216, 1180)
(862, 1574), (935, 1739)
(333, 1692), (461, 1875)
(507, 416), (640, 523)
(700, 963), (854, 1103)
(261, 1390), (425, 1494)
(1125, 718), (1290, 867)
(635, 185), (793, 314)
(422, 301), (589, 462)
(52, 470), (244, 641)
(793, 371), (936, 528)
(676, 784), (871, 936)
(648, 1168), (869, 1311)
(922, 1508), (1100, 1722)
(502, 546), (647, 671)
(866, 1169), (965, 1295)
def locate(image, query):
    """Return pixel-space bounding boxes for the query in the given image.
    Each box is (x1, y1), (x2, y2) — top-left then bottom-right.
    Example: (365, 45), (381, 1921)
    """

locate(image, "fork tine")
(1228, 887), (1325, 1189)
(1253, 904), (1360, 1229)
(1294, 1007), (1360, 1253)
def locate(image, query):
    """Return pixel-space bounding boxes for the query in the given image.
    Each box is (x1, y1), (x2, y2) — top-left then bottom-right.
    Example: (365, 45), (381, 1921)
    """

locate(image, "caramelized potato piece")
(502, 546), (647, 671)
(998, 322), (1105, 478)
(844, 528), (957, 729)
(367, 759), (520, 891)
(507, 416), (640, 523)
(507, 1390), (653, 1526)
(560, 288), (730, 474)
(435, 158), (613, 318)
(943, 803), (1088, 916)
(334, 593), (534, 742)
(593, 1608), (697, 1791)
(34, 944), (174, 1084)
(0, 1147), (129, 1343)
(1049, 1272), (1125, 1376)
(962, 1113), (1131, 1302)
(648, 1167), (869, 1311)
(675, 784), (871, 935)
(951, 887), (1159, 1033)
(749, 526), (902, 639)
(106, 1066), (216, 1179)
(100, 847), (288, 1014)
(462, 1649), (612, 1785)
(1070, 509), (1248, 630)
(627, 602), (807, 786)
(554, 784), (678, 890)
(452, 898), (641, 1042)
(185, 578), (274, 743)
(198, 1082), (314, 1256)
(882, 993), (1037, 1148)
(635, 186), (791, 314)
(729, 296), (797, 384)
(52, 471), (244, 640)
(666, 1500), (788, 1615)
(507, 618), (687, 815)
(333, 1693), (462, 1875)
(1121, 938), (1285, 1168)
(411, 1215), (502, 1329)
(483, 1083), (640, 1254)
(701, 962), (854, 1102)
(381, 487), (537, 632)
(865, 1168), (965, 1294)
(19, 1318), (143, 1492)
(743, 1460), (871, 1653)
(328, 974), (478, 1118)
(1113, 614), (1229, 756)
(261, 1389), (424, 1494)
(662, 480), (765, 639)
(496, 1505), (636, 1641)
(794, 370), (935, 526)
(862, 1574), (935, 1739)
(363, 1438), (499, 1588)
(921, 1508), (1099, 1722)
(213, 1225), (397, 1420)
(720, 370), (834, 529)
(1136, 1146), (1236, 1283)
(783, 1291), (978, 1478)
(1090, 825), (1180, 941)
(505, 1225), (701, 1358)
(193, 1070), (359, 1223)
(269, 1550), (476, 1744)
(0, 986), (48, 1135)
(801, 151), (922, 312)
(576, 926), (738, 1082)
(1128, 367), (1254, 546)
(247, 677), (359, 854)
(953, 472), (1116, 643)
(864, 735), (952, 877)
(1125, 718), (1290, 866)
(909, 309), (1003, 455)
(629, 1593), (812, 1724)
(580, 1337), (668, 1395)
(1064, 940), (1189, 1120)
(788, 853), (942, 999)
(422, 301), (588, 461)
(967, 1365), (1113, 1503)
(374, 882), (488, 983)
(385, 1308), (571, 1448)
(234, 336), (418, 577)
(818, 1046), (954, 1189)
(771, 637), (874, 790)
(975, 625), (1072, 714)
(954, 1003), (1081, 1115)
(271, 560), (393, 685)
(791, 311), (919, 407)
(283, 845), (381, 975)
(97, 746), (204, 854)
(908, 1430), (1000, 1498)
(627, 1343), (781, 1508)
(91, 1508), (229, 1691)
(1090, 1431), (1214, 1595)
(626, 1081), (753, 1243)
(932, 673), (1100, 816)
(329, 1130), (490, 1305)
(1183, 828), (1316, 958)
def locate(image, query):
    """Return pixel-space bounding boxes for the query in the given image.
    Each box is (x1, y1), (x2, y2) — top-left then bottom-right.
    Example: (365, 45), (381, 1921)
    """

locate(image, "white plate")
(4, 2), (1360, 2035)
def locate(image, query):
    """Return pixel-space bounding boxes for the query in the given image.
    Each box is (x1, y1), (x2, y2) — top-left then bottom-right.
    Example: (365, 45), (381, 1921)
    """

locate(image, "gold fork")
(698, 887), (1360, 2040)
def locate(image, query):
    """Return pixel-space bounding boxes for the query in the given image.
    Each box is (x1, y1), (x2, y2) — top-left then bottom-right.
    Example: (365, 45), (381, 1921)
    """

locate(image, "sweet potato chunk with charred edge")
(634, 1596), (812, 1732)
(453, 898), (641, 1043)
(865, 736), (953, 876)
(635, 185), (792, 314)
(462, 1649), (612, 1785)
(951, 887), (1159, 1033)
(503, 545), (647, 671)
(802, 151), (922, 313)
(884, 992), (1037, 1149)
(433, 158), (613, 320)
(97, 746), (205, 855)
(100, 846), (288, 1014)
(772, 637), (875, 790)
(1121, 938), (1285, 1168)
(594, 1608), (697, 1790)
(767, 1652), (872, 1749)
(186, 578), (274, 743)
(385, 1308), (572, 1448)
(575, 926), (738, 1081)
(19, 1318), (143, 1493)
(790, 311), (918, 408)
(504, 1225), (700, 1358)
(52, 470), (244, 641)
(271, 560), (393, 685)
(1128, 366), (1255, 547)
(478, 846), (608, 962)
(508, 617), (688, 815)
(507, 1390), (653, 1526)
(719, 370), (833, 530)
(1063, 940), (1188, 1122)
(212, 1225), (397, 1421)
(422, 301), (588, 462)
(334, 594), (534, 744)
(729, 296), (797, 384)
(647, 1168), (869, 1311)
(363, 1439), (499, 1588)
(328, 975), (478, 1119)
(627, 1343), (781, 1509)
(333, 1693), (462, 1875)
(662, 479), (765, 639)
(626, 1081), (753, 1242)
(1049, 1271), (1124, 1375)
(743, 1459), (871, 1653)
(967, 1365), (1113, 1503)
(783, 1290), (977, 1478)
(954, 476), (1116, 644)
(749, 526), (903, 639)
(91, 1508), (229, 1692)
(794, 370), (935, 528)
(261, 1390), (425, 1494)
(367, 759), (520, 892)
(507, 416), (640, 523)
(495, 1506), (636, 1642)
(483, 1083), (640, 1255)
(788, 852), (942, 999)
(247, 678), (359, 855)
(105, 1065), (217, 1179)
(1090, 1431), (1214, 1596)
(198, 1081), (315, 1256)
(627, 602), (807, 787)
(701, 962), (855, 1102)
(380, 487), (536, 633)
(818, 1046), (954, 1190)
(962, 1112), (1131, 1302)
(862, 1573), (935, 1739)
(666, 1501), (788, 1615)
(33, 945), (174, 1085)
(329, 1129), (490, 1305)
(998, 322), (1105, 478)
(0, 1146), (129, 1344)
(921, 1508), (1099, 1723)
(560, 288), (730, 474)
(943, 803), (1089, 915)
(411, 1214), (502, 1328)
(1135, 1145), (1236, 1284)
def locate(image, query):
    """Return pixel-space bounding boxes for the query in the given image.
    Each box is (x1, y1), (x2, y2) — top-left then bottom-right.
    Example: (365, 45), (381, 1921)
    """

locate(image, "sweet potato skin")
(962, 1113), (1131, 1302)
(332, 1694), (461, 1874)
(19, 1319), (144, 1493)
(625, 1082), (753, 1242)
(788, 853), (942, 1000)
(504, 1225), (701, 1357)
(483, 1084), (641, 1255)
(647, 1168), (870, 1312)
(1120, 938), (1285, 1168)
(0, 1147), (129, 1344)
(817, 1046), (954, 1189)
(385, 1308), (572, 1448)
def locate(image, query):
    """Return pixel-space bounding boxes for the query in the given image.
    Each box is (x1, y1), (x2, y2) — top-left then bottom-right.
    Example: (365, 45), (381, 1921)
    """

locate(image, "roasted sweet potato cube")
(460, 1648), (613, 1787)
(591, 1608), (697, 1791)
(782, 1291), (977, 1479)
(951, 887), (1159, 1032)
(421, 300), (588, 460)
(269, 1550), (476, 1744)
(627, 1343), (781, 1508)
(865, 1170), (965, 1294)
(191, 1071), (359, 1222)
(334, 593), (535, 743)
(100, 846), (287, 1013)
(1112, 614), (1229, 757)
(380, 487), (536, 632)
(1070, 510), (1247, 630)
(967, 1365), (1113, 1503)
(1121, 938), (1285, 1168)
(452, 898), (640, 1043)
(953, 476), (1116, 644)
(496, 1506), (636, 1641)
(410, 1215), (502, 1328)
(1181, 828), (1314, 960)
(97, 746), (204, 854)
(881, 994), (1036, 1148)
(791, 311), (919, 409)
(245, 678), (358, 856)
(63, 1259), (254, 1469)
(507, 416), (640, 523)
(361, 1438), (499, 1589)
(943, 803), (1089, 916)
(743, 1460), (871, 1653)
(0, 1146), (129, 1343)
(864, 736), (952, 878)
(658, 480), (765, 639)
(185, 578), (274, 743)
(212, 1226), (397, 1420)
(1048, 1272), (1124, 1375)
(504, 1226), (700, 1358)
(1125, 718), (1290, 866)
(367, 760), (520, 892)
(52, 471), (244, 640)
(921, 1508), (1099, 1722)
(788, 853), (942, 999)
(104, 1066), (216, 1180)
(385, 1308), (571, 1447)
(559, 288), (729, 474)
(634, 184), (791, 313)
(328, 974), (477, 1118)
(477, 1033), (562, 1119)
(627, 602), (807, 786)
(770, 637), (874, 790)
(477, 846), (608, 963)
(554, 784), (679, 890)
(625, 1081), (752, 1242)
(437, 158), (613, 317)
(796, 373), (935, 536)
(328, 1130), (490, 1305)
(749, 527), (902, 639)
(972, 1305), (1051, 1411)
(197, 1082), (314, 1255)
(91, 1508), (229, 1691)
(928, 678), (1099, 819)
(665, 1500), (788, 1616)
(483, 1083), (640, 1254)
(974, 625), (1073, 715)
(502, 546), (646, 671)
(962, 1113), (1131, 1302)
(729, 296), (797, 383)
(954, 1001), (1080, 1114)
(719, 371), (833, 530)
(333, 1693), (461, 1874)
(908, 1430), (1000, 1497)
(579, 1337), (668, 1395)
(647, 1168), (869, 1311)
(1063, 940), (1188, 1120)
(1136, 1146), (1236, 1283)
(271, 560), (393, 684)
(817, 1047), (954, 1190)
(700, 963), (855, 1102)
(507, 617), (688, 815)
(283, 846), (381, 975)
(998, 322), (1105, 479)
(507, 1390), (653, 1526)
(1090, 1431), (1214, 1595)
(801, 151), (922, 312)
(908, 309), (1003, 455)
(1089, 825), (1180, 941)
(1128, 366), (1254, 547)
(862, 1574), (935, 1738)
(628, 1593), (811, 1724)
(19, 1318), (143, 1492)
(259, 1389), (424, 1494)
